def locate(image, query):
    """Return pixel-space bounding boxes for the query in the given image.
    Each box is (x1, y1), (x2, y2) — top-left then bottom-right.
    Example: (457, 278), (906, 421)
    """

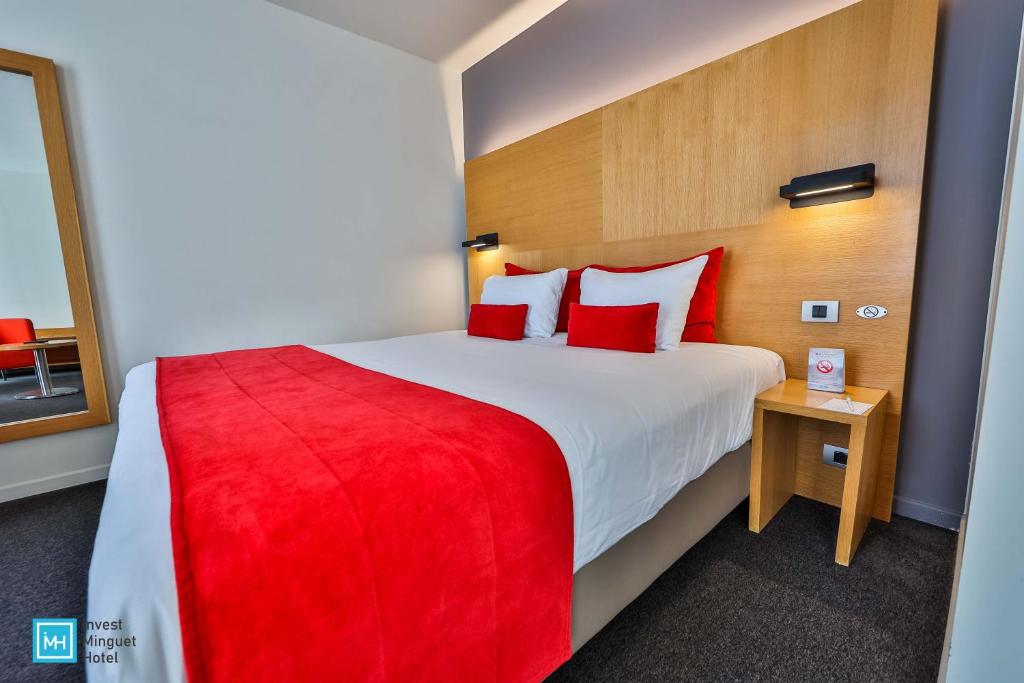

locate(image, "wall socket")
(823, 444), (848, 468)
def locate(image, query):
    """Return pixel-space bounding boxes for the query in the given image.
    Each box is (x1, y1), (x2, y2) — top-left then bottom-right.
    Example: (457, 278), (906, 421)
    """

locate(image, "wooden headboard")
(463, 0), (938, 521)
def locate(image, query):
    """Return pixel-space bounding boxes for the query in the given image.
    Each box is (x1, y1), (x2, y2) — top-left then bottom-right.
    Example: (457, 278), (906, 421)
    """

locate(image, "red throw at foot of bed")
(156, 346), (573, 682)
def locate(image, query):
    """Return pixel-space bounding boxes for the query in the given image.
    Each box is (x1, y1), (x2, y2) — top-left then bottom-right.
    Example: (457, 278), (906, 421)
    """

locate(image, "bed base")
(570, 442), (751, 650)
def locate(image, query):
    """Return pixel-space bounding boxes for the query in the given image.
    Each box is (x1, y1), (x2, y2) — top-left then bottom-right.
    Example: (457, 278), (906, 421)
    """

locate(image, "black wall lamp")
(780, 163), (875, 208)
(461, 232), (499, 251)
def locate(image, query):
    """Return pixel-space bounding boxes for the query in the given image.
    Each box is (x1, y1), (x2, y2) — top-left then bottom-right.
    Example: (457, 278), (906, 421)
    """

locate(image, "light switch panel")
(801, 300), (839, 323)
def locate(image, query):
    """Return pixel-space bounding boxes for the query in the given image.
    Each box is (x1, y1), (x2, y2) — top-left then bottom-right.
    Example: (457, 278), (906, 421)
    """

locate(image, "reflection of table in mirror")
(0, 339), (80, 400)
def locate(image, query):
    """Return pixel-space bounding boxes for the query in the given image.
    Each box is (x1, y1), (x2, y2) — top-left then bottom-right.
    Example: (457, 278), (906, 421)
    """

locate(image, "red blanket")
(156, 346), (573, 682)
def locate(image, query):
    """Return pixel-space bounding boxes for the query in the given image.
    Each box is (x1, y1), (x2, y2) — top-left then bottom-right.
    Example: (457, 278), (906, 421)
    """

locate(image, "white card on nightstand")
(818, 398), (872, 415)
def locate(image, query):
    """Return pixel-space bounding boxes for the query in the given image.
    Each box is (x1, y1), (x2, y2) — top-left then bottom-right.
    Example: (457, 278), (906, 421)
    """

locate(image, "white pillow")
(481, 268), (568, 338)
(579, 256), (708, 351)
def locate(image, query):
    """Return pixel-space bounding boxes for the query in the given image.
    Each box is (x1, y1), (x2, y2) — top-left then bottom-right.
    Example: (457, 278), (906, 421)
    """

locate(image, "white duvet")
(87, 331), (784, 682)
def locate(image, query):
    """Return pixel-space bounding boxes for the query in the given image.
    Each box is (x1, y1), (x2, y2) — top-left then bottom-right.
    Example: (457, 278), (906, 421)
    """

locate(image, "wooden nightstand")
(749, 379), (888, 566)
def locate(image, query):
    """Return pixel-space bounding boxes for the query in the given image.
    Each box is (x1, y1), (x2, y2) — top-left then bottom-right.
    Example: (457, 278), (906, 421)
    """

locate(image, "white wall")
(944, 28), (1024, 681)
(0, 170), (74, 328)
(0, 0), (466, 499)
(0, 71), (74, 329)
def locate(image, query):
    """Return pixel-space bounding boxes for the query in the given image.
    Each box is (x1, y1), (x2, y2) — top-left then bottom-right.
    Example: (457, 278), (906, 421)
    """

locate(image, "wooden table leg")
(749, 408), (798, 532)
(835, 397), (888, 565)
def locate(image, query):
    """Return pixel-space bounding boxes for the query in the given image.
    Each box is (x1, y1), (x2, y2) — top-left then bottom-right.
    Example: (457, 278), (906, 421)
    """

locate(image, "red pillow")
(505, 263), (586, 333)
(590, 247), (724, 343)
(467, 304), (528, 341)
(566, 303), (659, 353)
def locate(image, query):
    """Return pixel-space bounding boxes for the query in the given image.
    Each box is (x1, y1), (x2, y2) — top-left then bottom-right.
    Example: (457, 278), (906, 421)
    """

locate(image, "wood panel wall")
(464, 0), (938, 521)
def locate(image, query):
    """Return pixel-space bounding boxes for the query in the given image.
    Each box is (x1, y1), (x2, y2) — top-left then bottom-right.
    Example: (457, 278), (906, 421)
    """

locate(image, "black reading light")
(461, 232), (499, 252)
(780, 163), (875, 208)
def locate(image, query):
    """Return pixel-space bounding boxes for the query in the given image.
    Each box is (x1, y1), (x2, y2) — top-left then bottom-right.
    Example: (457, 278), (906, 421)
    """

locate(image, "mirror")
(0, 49), (109, 442)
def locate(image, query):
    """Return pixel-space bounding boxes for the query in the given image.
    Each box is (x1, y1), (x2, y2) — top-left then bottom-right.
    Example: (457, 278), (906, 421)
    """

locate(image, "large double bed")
(88, 330), (783, 681)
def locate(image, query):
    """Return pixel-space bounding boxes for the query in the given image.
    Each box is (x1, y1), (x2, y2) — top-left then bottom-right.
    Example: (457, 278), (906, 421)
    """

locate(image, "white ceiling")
(266, 0), (532, 64)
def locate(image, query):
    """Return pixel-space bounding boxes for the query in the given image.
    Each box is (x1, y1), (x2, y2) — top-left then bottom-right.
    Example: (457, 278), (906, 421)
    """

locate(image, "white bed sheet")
(87, 331), (784, 682)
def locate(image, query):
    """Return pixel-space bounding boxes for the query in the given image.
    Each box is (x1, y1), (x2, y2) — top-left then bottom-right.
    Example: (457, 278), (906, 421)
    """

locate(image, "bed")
(87, 330), (784, 682)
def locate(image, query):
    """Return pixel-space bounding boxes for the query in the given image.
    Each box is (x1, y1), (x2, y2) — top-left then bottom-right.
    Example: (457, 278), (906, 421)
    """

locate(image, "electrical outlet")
(823, 444), (848, 468)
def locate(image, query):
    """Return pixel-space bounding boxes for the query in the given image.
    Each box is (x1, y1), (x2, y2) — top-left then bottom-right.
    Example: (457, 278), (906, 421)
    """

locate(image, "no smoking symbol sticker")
(816, 359), (834, 374)
(856, 305), (888, 319)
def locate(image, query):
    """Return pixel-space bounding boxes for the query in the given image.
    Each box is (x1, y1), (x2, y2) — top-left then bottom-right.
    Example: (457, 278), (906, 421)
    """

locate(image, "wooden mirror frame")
(0, 48), (110, 442)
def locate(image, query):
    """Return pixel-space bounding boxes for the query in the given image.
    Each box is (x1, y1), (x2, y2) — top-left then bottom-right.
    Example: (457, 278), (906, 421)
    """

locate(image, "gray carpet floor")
(0, 369), (87, 423)
(0, 483), (956, 682)
(550, 496), (956, 682)
(0, 482), (104, 682)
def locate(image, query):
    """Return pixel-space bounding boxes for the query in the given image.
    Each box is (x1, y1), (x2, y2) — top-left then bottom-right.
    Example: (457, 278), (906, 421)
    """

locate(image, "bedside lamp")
(461, 232), (499, 252)
(780, 163), (875, 208)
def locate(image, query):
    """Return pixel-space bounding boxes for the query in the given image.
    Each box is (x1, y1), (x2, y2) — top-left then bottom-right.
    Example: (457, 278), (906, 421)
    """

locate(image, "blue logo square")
(33, 619), (77, 663)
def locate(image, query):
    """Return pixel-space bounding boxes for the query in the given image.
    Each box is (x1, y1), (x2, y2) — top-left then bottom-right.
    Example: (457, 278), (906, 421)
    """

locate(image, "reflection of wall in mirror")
(0, 70), (73, 329)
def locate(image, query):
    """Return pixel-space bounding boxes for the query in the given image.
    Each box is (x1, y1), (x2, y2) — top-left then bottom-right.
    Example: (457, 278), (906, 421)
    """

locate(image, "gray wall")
(464, 0), (856, 159)
(900, 0), (1024, 526)
(946, 42), (1024, 677)
(463, 0), (1024, 527)
(0, 0), (466, 501)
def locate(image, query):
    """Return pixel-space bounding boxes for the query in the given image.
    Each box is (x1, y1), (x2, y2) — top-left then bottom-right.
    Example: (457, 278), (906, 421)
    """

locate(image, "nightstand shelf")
(749, 378), (888, 566)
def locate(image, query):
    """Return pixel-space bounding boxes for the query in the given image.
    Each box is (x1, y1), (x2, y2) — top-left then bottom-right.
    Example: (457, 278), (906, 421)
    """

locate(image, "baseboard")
(893, 495), (963, 530)
(0, 464), (109, 504)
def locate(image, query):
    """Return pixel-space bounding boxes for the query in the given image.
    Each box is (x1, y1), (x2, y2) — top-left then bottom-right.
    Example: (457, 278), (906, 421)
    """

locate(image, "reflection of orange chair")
(0, 318), (36, 381)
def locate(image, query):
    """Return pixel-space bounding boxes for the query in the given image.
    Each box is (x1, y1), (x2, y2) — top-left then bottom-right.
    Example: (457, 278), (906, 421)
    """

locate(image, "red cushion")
(0, 318), (37, 371)
(590, 247), (724, 343)
(467, 304), (528, 341)
(566, 303), (659, 353)
(505, 264), (586, 333)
